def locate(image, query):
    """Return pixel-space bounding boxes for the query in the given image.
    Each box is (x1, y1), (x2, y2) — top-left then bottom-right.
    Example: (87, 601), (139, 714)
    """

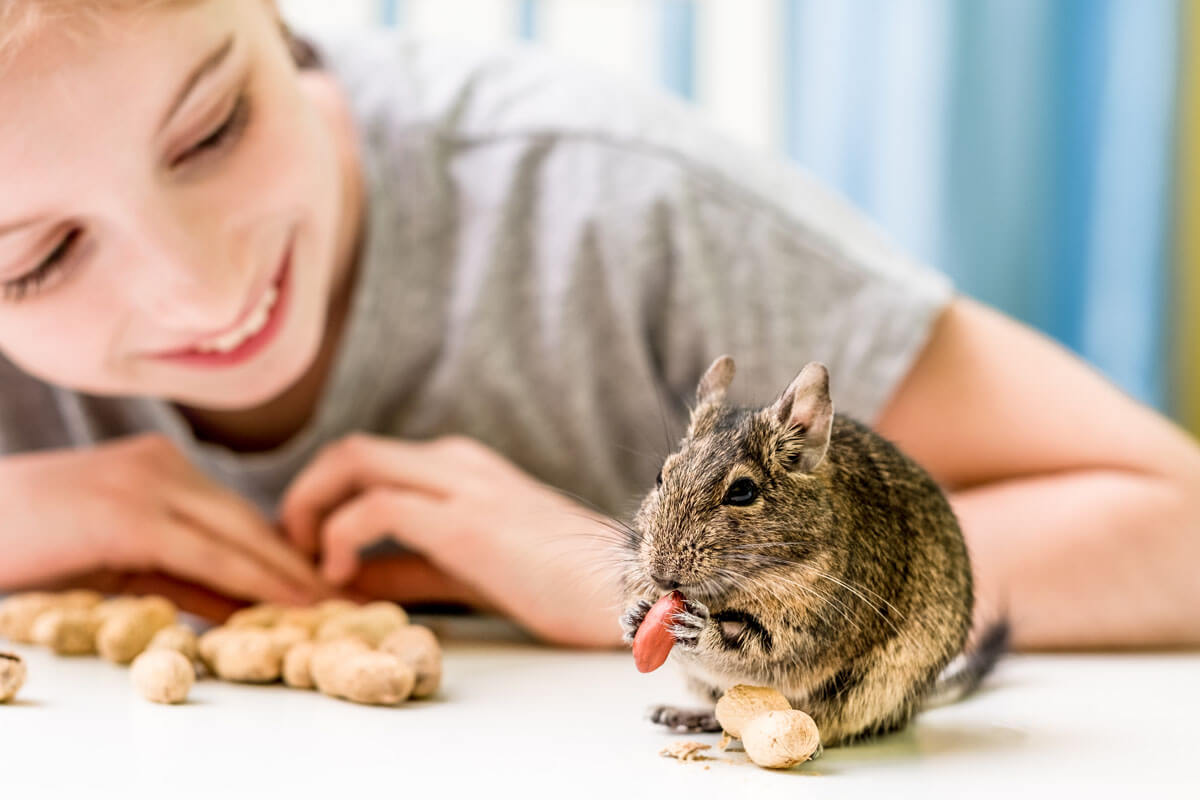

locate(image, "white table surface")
(1, 614), (1197, 799)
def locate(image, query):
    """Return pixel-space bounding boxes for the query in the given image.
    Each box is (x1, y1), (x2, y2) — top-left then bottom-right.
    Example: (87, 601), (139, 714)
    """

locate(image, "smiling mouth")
(188, 282), (279, 354)
(149, 235), (293, 367)
(184, 245), (287, 353)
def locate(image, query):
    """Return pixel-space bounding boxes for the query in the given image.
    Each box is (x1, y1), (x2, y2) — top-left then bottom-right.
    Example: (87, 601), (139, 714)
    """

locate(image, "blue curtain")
(669, 0), (1179, 410)
(780, 0), (1179, 410)
(380, 0), (404, 27)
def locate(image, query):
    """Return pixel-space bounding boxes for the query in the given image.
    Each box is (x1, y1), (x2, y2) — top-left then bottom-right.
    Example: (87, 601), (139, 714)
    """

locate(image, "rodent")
(618, 355), (1007, 746)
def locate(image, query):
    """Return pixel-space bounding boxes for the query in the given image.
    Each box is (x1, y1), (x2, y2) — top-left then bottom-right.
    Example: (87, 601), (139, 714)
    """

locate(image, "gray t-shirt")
(0, 28), (953, 522)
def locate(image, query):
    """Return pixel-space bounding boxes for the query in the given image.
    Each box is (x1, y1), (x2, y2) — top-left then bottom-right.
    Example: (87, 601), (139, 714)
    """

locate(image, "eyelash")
(2, 228), (82, 302)
(2, 93), (253, 303)
(170, 92), (251, 168)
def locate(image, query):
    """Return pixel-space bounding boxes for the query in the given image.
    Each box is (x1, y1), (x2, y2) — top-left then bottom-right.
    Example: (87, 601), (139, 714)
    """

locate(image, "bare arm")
(874, 296), (1200, 650)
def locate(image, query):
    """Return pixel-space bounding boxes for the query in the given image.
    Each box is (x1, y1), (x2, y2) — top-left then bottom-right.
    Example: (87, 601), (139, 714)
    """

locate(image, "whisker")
(754, 572), (860, 632)
(720, 551), (914, 647)
(808, 569), (907, 623)
(649, 366), (678, 457)
(608, 441), (669, 465)
(723, 542), (907, 619)
(717, 555), (859, 631)
(523, 508), (642, 553)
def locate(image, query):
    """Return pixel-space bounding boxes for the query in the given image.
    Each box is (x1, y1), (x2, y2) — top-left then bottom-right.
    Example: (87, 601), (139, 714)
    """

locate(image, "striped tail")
(922, 619), (1011, 709)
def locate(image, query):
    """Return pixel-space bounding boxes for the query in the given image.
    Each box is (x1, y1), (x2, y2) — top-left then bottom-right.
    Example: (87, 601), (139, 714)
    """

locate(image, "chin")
(172, 313), (324, 412)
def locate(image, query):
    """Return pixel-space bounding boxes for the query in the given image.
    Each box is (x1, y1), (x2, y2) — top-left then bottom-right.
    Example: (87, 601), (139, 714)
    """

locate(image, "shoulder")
(303, 28), (906, 249)
(304, 27), (708, 156)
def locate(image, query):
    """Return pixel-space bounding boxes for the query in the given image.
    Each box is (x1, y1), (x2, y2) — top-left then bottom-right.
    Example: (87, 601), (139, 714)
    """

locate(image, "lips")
(190, 282), (279, 354)
(150, 239), (293, 368)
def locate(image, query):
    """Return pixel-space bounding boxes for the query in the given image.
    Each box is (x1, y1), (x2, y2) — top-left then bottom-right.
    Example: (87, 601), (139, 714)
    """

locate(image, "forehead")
(672, 405), (763, 483)
(0, 1), (223, 108)
(0, 1), (234, 215)
(689, 403), (752, 441)
(0, 0), (206, 65)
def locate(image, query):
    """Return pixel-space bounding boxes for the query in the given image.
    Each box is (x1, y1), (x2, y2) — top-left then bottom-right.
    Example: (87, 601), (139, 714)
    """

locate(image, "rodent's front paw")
(620, 599), (654, 645)
(667, 599), (711, 650)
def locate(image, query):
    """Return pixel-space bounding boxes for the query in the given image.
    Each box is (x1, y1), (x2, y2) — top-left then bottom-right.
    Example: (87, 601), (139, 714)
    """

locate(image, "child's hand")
(0, 434), (326, 605)
(42, 570), (246, 623)
(279, 434), (626, 647)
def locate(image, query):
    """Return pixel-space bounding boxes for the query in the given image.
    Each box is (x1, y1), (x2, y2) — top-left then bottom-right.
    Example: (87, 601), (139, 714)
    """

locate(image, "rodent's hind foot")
(647, 705), (722, 733)
(619, 599), (654, 645)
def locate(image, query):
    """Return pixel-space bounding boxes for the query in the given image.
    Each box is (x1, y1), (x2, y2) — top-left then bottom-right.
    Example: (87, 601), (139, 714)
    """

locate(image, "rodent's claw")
(683, 599), (710, 620)
(668, 599), (710, 650)
(647, 705), (722, 733)
(619, 599), (654, 645)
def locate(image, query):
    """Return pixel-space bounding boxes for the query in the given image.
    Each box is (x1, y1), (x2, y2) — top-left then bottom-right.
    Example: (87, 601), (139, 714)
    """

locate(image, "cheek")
(0, 293), (125, 388)
(240, 87), (337, 212)
(232, 126), (312, 214)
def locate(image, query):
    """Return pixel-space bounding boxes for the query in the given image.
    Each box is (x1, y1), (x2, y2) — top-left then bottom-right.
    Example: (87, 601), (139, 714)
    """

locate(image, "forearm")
(950, 468), (1200, 650)
(0, 459), (96, 591)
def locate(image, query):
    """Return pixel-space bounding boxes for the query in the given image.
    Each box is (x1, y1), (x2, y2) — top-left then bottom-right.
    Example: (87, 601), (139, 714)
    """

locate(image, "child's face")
(0, 0), (355, 410)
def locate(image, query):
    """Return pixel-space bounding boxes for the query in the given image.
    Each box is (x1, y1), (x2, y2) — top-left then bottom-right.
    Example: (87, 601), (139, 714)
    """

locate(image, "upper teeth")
(193, 285), (278, 353)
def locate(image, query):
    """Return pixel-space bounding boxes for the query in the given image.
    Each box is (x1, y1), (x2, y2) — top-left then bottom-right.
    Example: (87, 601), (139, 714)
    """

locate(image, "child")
(1, 0), (1197, 649)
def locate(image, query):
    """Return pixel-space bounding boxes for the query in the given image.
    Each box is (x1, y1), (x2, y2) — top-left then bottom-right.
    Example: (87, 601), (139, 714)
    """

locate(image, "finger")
(153, 518), (318, 606)
(318, 488), (447, 586)
(46, 570), (243, 622)
(338, 586), (375, 604)
(167, 476), (330, 595)
(40, 569), (127, 595)
(351, 554), (494, 609)
(279, 435), (453, 556)
(111, 572), (242, 623)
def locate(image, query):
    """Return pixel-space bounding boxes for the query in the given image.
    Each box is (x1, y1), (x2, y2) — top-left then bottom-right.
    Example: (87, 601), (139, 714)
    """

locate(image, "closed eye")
(2, 228), (82, 302)
(172, 91), (251, 168)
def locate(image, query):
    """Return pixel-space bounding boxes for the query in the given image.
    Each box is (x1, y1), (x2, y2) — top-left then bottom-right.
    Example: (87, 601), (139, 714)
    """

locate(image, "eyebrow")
(158, 33), (235, 133)
(1, 36), (237, 241)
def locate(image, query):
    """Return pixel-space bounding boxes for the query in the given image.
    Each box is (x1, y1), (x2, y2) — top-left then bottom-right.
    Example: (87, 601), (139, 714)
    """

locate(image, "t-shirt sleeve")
(642, 151), (955, 425)
(0, 354), (73, 454)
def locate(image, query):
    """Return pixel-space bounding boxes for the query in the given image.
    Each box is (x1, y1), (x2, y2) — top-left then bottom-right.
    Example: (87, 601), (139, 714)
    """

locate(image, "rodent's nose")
(650, 572), (681, 592)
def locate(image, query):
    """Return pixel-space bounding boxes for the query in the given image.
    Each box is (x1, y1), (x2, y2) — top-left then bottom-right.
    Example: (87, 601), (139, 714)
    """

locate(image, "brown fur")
(618, 356), (973, 746)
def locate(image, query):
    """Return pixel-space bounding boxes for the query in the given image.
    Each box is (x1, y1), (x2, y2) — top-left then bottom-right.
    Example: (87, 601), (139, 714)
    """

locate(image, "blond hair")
(0, 1), (201, 74)
(0, 1), (317, 72)
(2, 1), (193, 50)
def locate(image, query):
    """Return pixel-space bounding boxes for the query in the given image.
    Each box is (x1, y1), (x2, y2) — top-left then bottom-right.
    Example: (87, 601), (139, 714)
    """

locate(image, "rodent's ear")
(696, 355), (736, 406)
(770, 362), (834, 473)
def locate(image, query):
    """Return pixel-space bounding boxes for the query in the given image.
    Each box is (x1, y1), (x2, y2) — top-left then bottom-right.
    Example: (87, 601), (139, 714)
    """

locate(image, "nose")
(140, 268), (245, 330)
(650, 572), (681, 592)
(122, 209), (247, 329)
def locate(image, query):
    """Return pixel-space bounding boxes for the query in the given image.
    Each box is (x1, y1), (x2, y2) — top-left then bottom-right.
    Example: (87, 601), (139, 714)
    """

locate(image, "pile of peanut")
(713, 685), (821, 769)
(0, 592), (441, 707)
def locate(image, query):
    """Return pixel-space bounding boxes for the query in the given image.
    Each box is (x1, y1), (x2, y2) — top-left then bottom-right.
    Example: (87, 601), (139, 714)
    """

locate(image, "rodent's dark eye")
(656, 470), (663, 488)
(723, 477), (759, 506)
